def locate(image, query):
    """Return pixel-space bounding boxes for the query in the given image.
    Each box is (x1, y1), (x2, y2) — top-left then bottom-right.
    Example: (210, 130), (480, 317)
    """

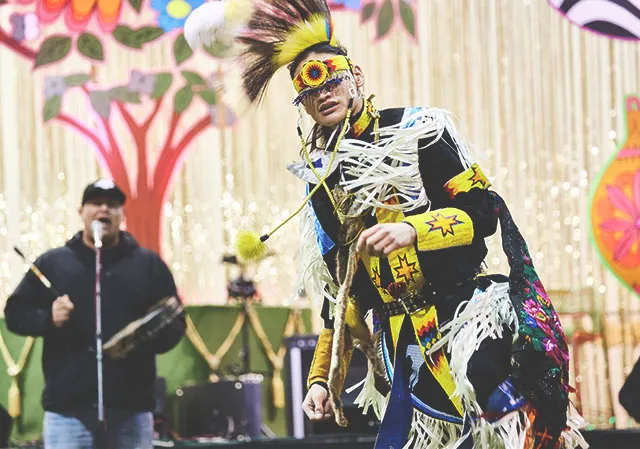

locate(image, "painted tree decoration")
(0, 0), (237, 254)
(327, 0), (418, 41)
(360, 0), (417, 41)
(42, 69), (236, 253)
(590, 96), (640, 297)
(0, 0), (413, 256)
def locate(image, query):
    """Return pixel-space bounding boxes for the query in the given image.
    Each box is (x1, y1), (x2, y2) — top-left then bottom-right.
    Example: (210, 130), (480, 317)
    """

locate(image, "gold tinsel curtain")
(0, 0), (639, 428)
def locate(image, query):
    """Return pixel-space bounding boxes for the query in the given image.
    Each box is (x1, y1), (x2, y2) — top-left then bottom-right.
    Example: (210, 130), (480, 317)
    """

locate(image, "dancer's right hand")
(302, 383), (333, 421)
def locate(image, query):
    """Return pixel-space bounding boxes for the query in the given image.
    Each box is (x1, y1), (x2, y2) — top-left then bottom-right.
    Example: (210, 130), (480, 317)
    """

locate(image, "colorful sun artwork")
(300, 60), (330, 88)
(590, 96), (640, 296)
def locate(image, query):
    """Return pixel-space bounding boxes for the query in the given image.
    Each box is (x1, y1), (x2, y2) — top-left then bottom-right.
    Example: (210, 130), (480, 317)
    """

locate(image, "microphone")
(91, 220), (103, 248)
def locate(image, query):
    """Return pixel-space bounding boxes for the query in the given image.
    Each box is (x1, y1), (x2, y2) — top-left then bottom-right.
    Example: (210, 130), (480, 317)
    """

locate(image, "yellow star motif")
(371, 267), (382, 288)
(393, 254), (419, 284)
(468, 165), (487, 188)
(426, 213), (464, 237)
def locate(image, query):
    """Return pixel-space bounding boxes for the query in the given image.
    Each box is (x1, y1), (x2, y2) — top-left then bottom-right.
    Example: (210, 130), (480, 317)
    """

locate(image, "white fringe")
(429, 282), (524, 447)
(406, 407), (586, 449)
(287, 107), (479, 305)
(428, 282), (517, 414)
(338, 107), (476, 216)
(562, 404), (590, 449)
(472, 410), (530, 449)
(347, 358), (388, 420)
(351, 282), (588, 448)
(404, 411), (464, 449)
(406, 409), (533, 449)
(288, 203), (338, 307)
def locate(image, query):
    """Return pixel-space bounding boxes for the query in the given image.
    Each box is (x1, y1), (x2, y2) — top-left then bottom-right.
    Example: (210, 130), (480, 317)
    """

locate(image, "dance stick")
(13, 246), (62, 298)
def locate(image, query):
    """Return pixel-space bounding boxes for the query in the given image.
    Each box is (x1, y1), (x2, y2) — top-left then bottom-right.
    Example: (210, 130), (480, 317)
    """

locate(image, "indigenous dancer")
(185, 1), (587, 448)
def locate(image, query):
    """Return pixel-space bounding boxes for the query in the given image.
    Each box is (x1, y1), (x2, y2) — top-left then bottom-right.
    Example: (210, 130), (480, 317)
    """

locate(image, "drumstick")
(13, 246), (62, 298)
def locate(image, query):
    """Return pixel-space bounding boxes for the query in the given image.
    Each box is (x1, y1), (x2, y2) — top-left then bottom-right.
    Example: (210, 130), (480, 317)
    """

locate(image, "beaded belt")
(381, 291), (432, 317)
(379, 275), (481, 318)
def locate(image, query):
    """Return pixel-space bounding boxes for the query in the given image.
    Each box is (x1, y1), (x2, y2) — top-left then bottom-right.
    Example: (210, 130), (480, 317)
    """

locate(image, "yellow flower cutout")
(300, 60), (329, 88)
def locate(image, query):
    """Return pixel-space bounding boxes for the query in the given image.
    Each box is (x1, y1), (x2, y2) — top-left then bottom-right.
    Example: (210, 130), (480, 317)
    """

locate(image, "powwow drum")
(103, 296), (184, 359)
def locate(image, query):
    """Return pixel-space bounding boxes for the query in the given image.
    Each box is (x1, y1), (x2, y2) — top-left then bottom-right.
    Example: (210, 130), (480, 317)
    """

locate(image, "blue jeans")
(43, 409), (153, 449)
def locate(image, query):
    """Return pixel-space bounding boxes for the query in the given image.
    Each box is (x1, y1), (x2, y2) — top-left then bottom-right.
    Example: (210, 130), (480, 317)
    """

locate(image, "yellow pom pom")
(236, 230), (268, 262)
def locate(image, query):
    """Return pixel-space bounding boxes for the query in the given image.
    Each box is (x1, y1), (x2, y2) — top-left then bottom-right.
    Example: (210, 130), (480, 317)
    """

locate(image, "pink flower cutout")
(600, 170), (640, 263)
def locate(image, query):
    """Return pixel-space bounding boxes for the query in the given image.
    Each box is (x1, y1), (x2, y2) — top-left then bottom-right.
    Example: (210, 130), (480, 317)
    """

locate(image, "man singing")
(4, 179), (185, 449)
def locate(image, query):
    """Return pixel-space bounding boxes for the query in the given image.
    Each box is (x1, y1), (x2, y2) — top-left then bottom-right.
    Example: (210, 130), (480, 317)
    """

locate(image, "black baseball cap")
(81, 179), (126, 205)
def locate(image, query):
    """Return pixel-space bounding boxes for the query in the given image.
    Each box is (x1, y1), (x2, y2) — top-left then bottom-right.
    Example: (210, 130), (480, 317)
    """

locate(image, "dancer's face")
(293, 52), (365, 127)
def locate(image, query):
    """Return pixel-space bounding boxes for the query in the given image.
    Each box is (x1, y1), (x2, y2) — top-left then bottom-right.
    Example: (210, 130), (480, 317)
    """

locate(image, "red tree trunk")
(124, 195), (163, 253)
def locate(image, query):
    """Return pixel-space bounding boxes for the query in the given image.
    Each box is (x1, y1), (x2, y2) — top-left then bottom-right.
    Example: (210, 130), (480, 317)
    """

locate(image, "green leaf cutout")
(35, 36), (72, 67)
(77, 33), (104, 61)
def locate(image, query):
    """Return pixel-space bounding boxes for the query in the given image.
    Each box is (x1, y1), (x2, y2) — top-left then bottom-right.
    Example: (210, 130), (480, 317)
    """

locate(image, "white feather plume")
(184, 1), (228, 50)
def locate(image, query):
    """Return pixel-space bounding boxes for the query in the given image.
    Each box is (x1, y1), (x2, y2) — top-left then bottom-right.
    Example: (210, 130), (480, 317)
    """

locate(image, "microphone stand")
(93, 230), (105, 425)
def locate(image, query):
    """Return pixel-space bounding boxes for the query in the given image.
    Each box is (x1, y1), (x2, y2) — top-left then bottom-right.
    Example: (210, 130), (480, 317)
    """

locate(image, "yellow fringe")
(272, 371), (285, 409)
(0, 331), (34, 418)
(8, 379), (20, 418)
(185, 306), (305, 409)
(246, 305), (303, 408)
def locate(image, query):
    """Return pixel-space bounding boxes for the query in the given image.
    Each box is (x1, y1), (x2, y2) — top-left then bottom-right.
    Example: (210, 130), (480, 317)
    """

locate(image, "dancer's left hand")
(356, 223), (416, 257)
(303, 383), (333, 421)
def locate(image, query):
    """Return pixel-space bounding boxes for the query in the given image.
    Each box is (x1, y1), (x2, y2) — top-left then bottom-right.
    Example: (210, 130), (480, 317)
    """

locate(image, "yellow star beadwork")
(393, 254), (419, 284)
(371, 267), (382, 288)
(444, 164), (490, 199)
(426, 213), (464, 237)
(468, 165), (487, 188)
(404, 207), (474, 251)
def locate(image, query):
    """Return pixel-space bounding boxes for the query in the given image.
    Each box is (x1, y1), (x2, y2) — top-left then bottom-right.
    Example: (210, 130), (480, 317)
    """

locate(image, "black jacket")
(4, 231), (186, 412)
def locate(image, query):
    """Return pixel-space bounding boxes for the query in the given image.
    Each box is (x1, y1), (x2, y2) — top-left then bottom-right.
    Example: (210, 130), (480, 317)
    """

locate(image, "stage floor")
(8, 431), (640, 448)
(155, 430), (640, 449)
